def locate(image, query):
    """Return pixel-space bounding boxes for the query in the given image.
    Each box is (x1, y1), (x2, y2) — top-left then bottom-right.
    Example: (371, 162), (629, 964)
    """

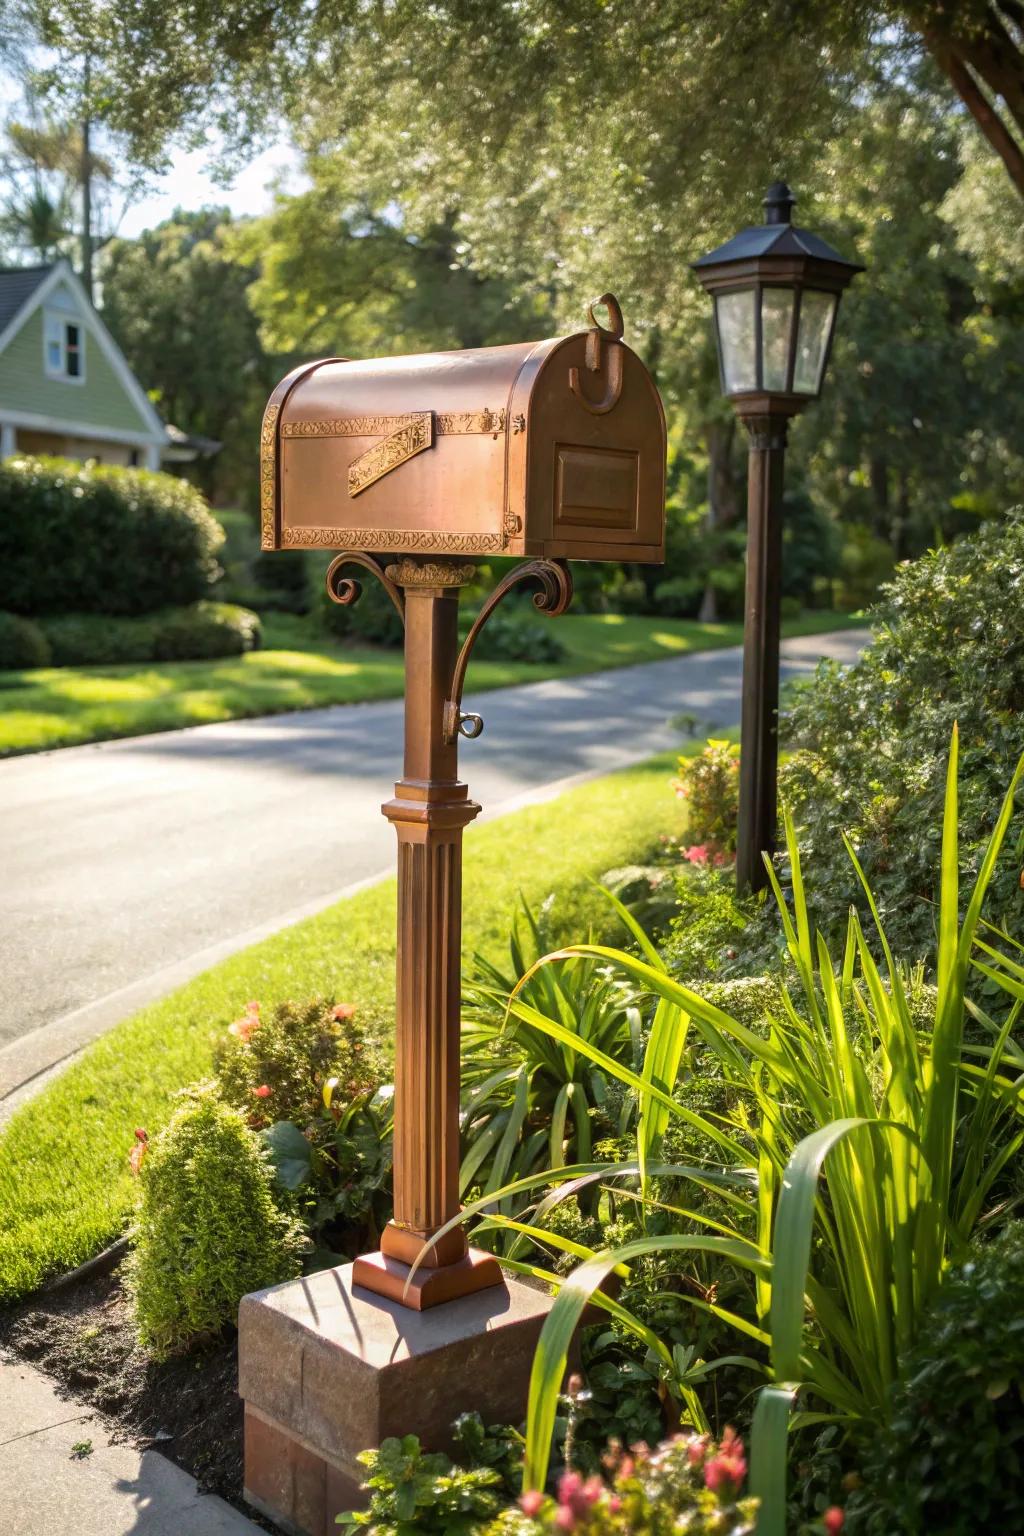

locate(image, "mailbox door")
(506, 335), (666, 563)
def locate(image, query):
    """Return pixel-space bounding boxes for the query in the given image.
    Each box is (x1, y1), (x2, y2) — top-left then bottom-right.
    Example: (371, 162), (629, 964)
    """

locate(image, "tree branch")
(943, 45), (1024, 198)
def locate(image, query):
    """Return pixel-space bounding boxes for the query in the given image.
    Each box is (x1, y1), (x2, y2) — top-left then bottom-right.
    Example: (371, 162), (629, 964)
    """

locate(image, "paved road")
(0, 630), (865, 1074)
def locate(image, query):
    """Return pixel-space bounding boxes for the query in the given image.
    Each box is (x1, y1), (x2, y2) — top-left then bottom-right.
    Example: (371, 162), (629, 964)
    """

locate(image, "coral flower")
(228, 1017), (258, 1042)
(823, 1510), (845, 1534)
(252, 1084), (271, 1099)
(333, 1002), (357, 1021)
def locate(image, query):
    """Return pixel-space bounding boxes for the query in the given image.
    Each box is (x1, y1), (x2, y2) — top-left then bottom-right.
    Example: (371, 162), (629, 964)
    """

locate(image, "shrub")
(322, 577), (404, 647)
(0, 610), (50, 669)
(653, 575), (702, 618)
(847, 1221), (1024, 1536)
(0, 456), (223, 616)
(128, 1085), (302, 1359)
(462, 610), (566, 664)
(150, 601), (261, 660)
(213, 997), (392, 1256)
(250, 548), (312, 614)
(38, 602), (261, 665)
(779, 509), (1024, 959)
(672, 739), (740, 861)
(213, 996), (383, 1130)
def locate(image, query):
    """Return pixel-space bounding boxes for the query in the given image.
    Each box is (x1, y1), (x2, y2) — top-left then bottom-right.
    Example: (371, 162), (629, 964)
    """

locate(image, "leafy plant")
(127, 1084), (302, 1359)
(460, 903), (640, 1226)
(337, 1433), (507, 1534)
(431, 730), (1024, 1536)
(847, 1220), (1024, 1535)
(672, 739), (740, 861)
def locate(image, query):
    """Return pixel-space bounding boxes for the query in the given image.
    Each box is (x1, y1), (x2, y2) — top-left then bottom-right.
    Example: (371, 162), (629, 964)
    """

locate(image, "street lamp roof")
(691, 182), (863, 279)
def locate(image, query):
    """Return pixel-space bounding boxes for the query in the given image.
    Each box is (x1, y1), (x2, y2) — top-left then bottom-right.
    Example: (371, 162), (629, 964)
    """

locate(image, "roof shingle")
(0, 264), (55, 336)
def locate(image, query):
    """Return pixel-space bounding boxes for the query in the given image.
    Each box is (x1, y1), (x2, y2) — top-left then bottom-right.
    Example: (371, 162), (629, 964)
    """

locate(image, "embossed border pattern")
(259, 402), (280, 549)
(282, 527), (504, 554)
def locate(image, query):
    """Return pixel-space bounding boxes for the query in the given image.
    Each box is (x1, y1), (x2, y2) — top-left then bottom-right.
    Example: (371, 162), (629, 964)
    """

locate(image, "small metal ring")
(457, 712), (484, 740)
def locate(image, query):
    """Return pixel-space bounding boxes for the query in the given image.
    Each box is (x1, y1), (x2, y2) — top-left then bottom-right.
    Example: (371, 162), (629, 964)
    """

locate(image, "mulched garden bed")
(0, 1258), (275, 1529)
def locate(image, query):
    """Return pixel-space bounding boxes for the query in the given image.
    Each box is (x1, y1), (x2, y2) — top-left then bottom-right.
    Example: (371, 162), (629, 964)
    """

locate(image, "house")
(0, 259), (168, 469)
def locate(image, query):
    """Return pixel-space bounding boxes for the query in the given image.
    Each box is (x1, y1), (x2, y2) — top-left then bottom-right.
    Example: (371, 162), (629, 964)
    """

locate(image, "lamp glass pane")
(793, 289), (837, 394)
(715, 290), (757, 393)
(761, 287), (795, 391)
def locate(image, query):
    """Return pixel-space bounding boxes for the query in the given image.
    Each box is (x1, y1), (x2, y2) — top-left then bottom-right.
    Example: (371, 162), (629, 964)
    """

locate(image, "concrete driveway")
(0, 629), (866, 1092)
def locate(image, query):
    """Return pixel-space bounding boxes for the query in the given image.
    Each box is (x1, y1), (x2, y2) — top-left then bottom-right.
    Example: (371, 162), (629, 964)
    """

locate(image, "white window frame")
(43, 309), (87, 384)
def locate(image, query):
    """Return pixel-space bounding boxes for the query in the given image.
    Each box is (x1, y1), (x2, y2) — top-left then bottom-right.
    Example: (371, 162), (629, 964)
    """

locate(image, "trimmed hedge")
(38, 603), (262, 666)
(0, 611), (50, 670)
(0, 456), (224, 617)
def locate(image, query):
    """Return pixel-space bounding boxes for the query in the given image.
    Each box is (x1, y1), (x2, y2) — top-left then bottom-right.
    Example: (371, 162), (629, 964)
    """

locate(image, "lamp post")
(693, 182), (862, 893)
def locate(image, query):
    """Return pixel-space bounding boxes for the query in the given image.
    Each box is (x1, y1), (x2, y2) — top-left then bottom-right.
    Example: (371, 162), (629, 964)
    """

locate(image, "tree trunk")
(698, 417), (738, 623)
(80, 59), (93, 301)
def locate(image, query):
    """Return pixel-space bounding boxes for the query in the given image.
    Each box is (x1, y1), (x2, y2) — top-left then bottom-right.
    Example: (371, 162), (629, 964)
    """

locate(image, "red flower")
(823, 1510), (845, 1535)
(133, 1128), (148, 1143)
(252, 1084), (271, 1099)
(333, 1002), (357, 1021)
(519, 1491), (544, 1518)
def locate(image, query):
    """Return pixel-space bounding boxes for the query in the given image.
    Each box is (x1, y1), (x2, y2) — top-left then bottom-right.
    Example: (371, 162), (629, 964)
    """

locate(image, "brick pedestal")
(238, 1263), (561, 1536)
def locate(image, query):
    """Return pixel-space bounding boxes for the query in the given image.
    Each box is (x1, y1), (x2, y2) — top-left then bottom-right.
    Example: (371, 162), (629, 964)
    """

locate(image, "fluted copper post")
(352, 558), (503, 1309)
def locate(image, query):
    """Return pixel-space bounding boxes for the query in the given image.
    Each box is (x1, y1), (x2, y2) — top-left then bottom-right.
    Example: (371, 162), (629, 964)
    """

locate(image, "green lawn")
(0, 750), (688, 1303)
(0, 608), (855, 757)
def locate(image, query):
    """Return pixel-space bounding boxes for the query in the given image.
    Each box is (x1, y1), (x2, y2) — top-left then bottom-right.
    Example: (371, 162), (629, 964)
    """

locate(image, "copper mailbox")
(260, 297), (666, 562)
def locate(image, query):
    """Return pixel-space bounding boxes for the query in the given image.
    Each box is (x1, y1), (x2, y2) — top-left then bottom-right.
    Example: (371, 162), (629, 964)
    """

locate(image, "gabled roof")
(0, 264), (52, 334)
(0, 258), (167, 445)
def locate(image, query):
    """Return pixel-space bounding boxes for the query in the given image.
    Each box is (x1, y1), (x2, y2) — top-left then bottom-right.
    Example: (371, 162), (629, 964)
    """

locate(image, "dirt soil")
(0, 1261), (276, 1529)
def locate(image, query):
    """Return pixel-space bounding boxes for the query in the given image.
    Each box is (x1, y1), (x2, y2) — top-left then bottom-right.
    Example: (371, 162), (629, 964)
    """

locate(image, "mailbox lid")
(267, 341), (543, 555)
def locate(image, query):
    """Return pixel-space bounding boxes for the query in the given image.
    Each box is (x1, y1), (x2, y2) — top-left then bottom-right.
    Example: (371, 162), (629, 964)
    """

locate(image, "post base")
(239, 1260), (566, 1536)
(352, 1247), (504, 1310)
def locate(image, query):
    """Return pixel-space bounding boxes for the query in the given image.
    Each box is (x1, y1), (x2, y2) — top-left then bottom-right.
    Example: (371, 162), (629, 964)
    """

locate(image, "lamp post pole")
(692, 182), (863, 896)
(735, 412), (789, 893)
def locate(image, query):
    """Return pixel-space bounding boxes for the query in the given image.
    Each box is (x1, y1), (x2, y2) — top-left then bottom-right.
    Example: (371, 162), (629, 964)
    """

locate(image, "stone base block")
(238, 1262), (562, 1536)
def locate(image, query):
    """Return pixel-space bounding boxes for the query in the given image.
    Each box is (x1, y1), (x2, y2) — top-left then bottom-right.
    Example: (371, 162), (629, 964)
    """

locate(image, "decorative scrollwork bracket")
(442, 559), (573, 744)
(325, 552), (406, 624)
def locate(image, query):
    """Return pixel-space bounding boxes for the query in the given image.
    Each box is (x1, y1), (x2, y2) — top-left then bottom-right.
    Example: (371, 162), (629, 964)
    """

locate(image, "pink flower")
(823, 1510), (845, 1535)
(556, 1471), (603, 1525)
(252, 1084), (271, 1099)
(333, 1002), (357, 1020)
(228, 1017), (258, 1042)
(686, 1435), (708, 1467)
(684, 844), (709, 865)
(703, 1427), (747, 1496)
(519, 1490), (544, 1518)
